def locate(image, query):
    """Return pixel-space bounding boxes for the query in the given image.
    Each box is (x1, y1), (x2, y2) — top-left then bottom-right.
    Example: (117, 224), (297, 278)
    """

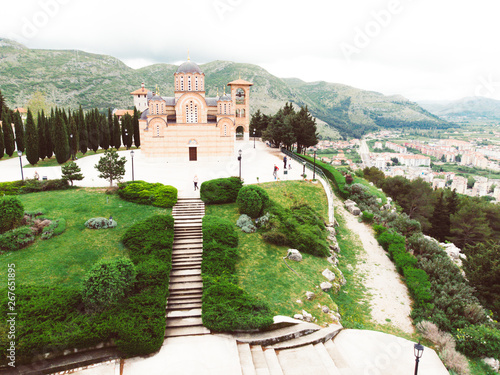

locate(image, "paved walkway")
(0, 140), (304, 196)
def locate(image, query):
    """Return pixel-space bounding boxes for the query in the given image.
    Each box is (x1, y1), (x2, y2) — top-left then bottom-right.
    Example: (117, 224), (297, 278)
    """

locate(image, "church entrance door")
(189, 147), (197, 161)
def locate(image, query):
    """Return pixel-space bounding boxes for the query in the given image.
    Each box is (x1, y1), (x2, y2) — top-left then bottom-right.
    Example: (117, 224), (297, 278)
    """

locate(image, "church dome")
(176, 61), (203, 74)
(218, 94), (231, 102)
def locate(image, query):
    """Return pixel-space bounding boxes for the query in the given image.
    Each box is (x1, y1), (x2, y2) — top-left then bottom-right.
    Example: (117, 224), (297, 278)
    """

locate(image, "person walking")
(193, 175), (199, 190)
(273, 164), (279, 180)
(283, 156), (287, 169)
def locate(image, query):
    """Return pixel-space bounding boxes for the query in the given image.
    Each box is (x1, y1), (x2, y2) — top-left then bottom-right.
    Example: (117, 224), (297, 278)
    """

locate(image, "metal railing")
(281, 148), (336, 224)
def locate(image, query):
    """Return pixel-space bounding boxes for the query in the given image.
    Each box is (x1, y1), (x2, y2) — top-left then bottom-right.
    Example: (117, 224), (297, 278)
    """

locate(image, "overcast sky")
(1, 0), (499, 102)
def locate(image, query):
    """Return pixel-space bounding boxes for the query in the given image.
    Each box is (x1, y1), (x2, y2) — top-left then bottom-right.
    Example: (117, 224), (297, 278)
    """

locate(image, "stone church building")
(131, 58), (252, 160)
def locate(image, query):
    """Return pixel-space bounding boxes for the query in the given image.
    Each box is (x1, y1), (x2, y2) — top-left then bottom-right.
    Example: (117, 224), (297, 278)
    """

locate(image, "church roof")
(218, 94), (231, 102)
(140, 108), (149, 120)
(176, 61), (203, 74)
(227, 78), (253, 86)
(205, 98), (218, 106)
(162, 97), (176, 106)
(130, 87), (149, 95)
(151, 95), (165, 102)
(114, 109), (134, 117)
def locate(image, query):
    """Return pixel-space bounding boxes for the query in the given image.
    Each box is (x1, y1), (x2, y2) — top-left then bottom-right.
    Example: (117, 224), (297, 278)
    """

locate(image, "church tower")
(228, 78), (253, 140)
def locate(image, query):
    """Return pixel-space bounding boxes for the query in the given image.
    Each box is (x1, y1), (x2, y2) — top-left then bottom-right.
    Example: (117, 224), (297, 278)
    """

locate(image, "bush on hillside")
(0, 226), (35, 252)
(202, 216), (238, 248)
(0, 181), (24, 195)
(118, 181), (177, 208)
(455, 324), (500, 360)
(84, 217), (117, 229)
(0, 197), (24, 233)
(82, 257), (136, 313)
(200, 177), (243, 204)
(236, 214), (257, 233)
(237, 188), (263, 218)
(41, 218), (66, 239)
(21, 178), (70, 193)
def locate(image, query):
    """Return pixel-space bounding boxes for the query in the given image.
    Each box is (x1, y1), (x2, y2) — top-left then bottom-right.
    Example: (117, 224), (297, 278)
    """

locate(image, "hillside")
(0, 38), (450, 138)
(419, 96), (500, 122)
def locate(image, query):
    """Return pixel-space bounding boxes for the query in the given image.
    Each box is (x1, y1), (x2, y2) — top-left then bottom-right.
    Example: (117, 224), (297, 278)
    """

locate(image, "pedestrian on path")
(273, 165), (279, 180)
(193, 175), (199, 190)
(283, 156), (287, 169)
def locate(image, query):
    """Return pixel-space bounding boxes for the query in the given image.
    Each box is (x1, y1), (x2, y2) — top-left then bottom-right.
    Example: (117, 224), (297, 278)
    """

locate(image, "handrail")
(281, 148), (336, 224)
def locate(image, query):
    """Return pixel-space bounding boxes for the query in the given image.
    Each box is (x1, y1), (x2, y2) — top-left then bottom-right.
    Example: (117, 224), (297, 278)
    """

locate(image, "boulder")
(302, 310), (313, 322)
(293, 314), (304, 320)
(483, 357), (500, 372)
(326, 226), (336, 236)
(327, 255), (338, 266)
(322, 306), (330, 314)
(286, 249), (302, 262)
(344, 199), (357, 208)
(322, 268), (336, 282)
(320, 282), (333, 292)
(348, 205), (361, 216)
(305, 291), (315, 300)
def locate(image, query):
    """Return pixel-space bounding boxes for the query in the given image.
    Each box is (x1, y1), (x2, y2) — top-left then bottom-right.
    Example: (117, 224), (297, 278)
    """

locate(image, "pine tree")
(78, 106), (88, 154)
(94, 149), (126, 187)
(68, 116), (79, 159)
(294, 106), (318, 154)
(53, 109), (70, 164)
(25, 109), (39, 165)
(429, 191), (450, 242)
(446, 189), (460, 216)
(0, 116), (4, 159)
(113, 115), (121, 149)
(45, 110), (54, 159)
(37, 111), (47, 160)
(13, 110), (24, 153)
(133, 108), (140, 148)
(2, 109), (15, 156)
(108, 108), (114, 149)
(61, 161), (84, 186)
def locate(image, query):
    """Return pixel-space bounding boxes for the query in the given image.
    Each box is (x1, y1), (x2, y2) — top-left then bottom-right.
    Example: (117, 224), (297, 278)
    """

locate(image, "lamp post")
(238, 149), (242, 180)
(253, 129), (256, 149)
(130, 150), (135, 181)
(302, 161), (306, 179)
(70, 134), (74, 160)
(17, 150), (24, 184)
(124, 129), (128, 150)
(414, 341), (424, 375)
(313, 150), (316, 180)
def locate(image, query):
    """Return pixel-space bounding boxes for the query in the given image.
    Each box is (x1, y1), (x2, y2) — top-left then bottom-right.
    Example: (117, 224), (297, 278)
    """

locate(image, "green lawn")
(0, 189), (167, 288)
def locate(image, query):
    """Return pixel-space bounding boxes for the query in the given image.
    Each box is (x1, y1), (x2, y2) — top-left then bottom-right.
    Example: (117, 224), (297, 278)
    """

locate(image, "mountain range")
(0, 38), (450, 138)
(419, 97), (500, 122)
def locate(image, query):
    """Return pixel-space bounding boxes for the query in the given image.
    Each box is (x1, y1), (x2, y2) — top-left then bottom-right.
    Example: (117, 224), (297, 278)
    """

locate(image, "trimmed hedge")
(201, 215), (273, 331)
(118, 181), (178, 208)
(200, 177), (243, 204)
(0, 179), (70, 196)
(0, 196), (24, 233)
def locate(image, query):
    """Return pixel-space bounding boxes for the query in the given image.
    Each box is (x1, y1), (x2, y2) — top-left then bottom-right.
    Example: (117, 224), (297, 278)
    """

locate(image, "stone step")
(172, 209), (205, 214)
(168, 281), (203, 290)
(238, 343), (257, 375)
(171, 261), (202, 268)
(251, 345), (270, 375)
(170, 275), (202, 283)
(167, 294), (203, 302)
(171, 257), (202, 264)
(313, 343), (342, 375)
(277, 344), (332, 375)
(234, 322), (321, 346)
(169, 288), (203, 296)
(172, 252), (203, 258)
(171, 264), (201, 271)
(174, 238), (203, 245)
(173, 231), (203, 237)
(263, 348), (284, 375)
(164, 325), (210, 338)
(267, 325), (342, 350)
(170, 269), (201, 277)
(166, 302), (202, 310)
(172, 215), (204, 220)
(166, 308), (202, 319)
(322, 339), (349, 370)
(166, 316), (203, 328)
(172, 244), (203, 251)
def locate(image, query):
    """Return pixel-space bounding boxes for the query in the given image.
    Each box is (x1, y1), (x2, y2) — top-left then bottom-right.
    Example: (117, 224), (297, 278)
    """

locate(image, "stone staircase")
(165, 198), (210, 338)
(235, 322), (344, 375)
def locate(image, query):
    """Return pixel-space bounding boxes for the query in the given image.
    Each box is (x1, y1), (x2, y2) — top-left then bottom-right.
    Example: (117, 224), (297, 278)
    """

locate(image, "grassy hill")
(0, 38), (451, 138)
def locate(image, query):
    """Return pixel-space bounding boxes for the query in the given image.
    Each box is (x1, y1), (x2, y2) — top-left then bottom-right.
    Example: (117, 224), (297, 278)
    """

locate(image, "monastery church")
(130, 57), (253, 161)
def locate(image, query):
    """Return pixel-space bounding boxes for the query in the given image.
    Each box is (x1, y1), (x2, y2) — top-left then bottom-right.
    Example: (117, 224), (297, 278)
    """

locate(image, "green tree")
(262, 109), (295, 149)
(0, 197), (24, 233)
(68, 116), (79, 159)
(82, 257), (136, 313)
(61, 161), (84, 186)
(250, 109), (265, 137)
(446, 189), (460, 216)
(448, 200), (491, 248)
(462, 241), (500, 319)
(293, 106), (318, 154)
(45, 110), (54, 159)
(2, 109), (15, 156)
(0, 90), (5, 115)
(99, 113), (109, 150)
(113, 114), (121, 149)
(108, 108), (114, 149)
(0, 118), (4, 159)
(429, 191), (450, 242)
(37, 111), (47, 160)
(95, 149), (126, 187)
(13, 110), (24, 153)
(26, 91), (53, 118)
(88, 109), (100, 152)
(362, 166), (386, 186)
(25, 109), (39, 165)
(121, 114), (133, 149)
(133, 108), (140, 148)
(53, 109), (69, 164)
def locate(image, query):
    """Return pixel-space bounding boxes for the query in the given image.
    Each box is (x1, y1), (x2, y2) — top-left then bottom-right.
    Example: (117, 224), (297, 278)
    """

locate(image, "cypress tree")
(0, 90), (5, 115)
(53, 109), (70, 164)
(113, 115), (121, 150)
(2, 109), (15, 156)
(37, 111), (47, 160)
(100, 114), (109, 150)
(78, 106), (88, 154)
(0, 116), (4, 159)
(121, 114), (133, 150)
(13, 110), (24, 153)
(108, 109), (114, 149)
(133, 108), (140, 148)
(25, 109), (39, 165)
(88, 109), (99, 152)
(429, 191), (450, 242)
(68, 116), (79, 159)
(45, 110), (54, 159)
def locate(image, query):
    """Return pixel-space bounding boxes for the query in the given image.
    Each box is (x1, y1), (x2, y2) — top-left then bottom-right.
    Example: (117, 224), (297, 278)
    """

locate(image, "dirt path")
(334, 201), (414, 333)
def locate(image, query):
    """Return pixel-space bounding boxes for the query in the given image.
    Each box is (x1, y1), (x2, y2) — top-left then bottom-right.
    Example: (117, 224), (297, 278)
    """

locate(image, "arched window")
(224, 124), (227, 136)
(156, 124), (160, 137)
(186, 100), (198, 123)
(241, 109), (245, 118)
(223, 104), (227, 114)
(188, 76), (192, 91)
(235, 88), (245, 104)
(180, 77), (184, 91)
(156, 104), (159, 114)
(195, 76), (198, 91)
(236, 109), (240, 118)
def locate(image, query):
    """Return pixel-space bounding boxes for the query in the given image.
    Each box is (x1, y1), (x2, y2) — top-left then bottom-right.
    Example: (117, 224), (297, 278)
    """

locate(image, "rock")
(348, 205), (361, 216)
(376, 198), (382, 203)
(322, 306), (330, 313)
(286, 249), (302, 262)
(387, 197), (393, 203)
(381, 203), (391, 211)
(302, 310), (313, 322)
(483, 357), (500, 372)
(327, 256), (338, 266)
(326, 227), (336, 236)
(296, 299), (303, 304)
(320, 281), (333, 292)
(294, 314), (304, 320)
(322, 268), (336, 282)
(305, 291), (315, 300)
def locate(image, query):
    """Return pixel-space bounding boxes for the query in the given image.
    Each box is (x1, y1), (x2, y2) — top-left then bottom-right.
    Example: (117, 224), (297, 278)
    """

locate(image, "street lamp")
(124, 129), (128, 150)
(238, 149), (242, 180)
(70, 134), (74, 160)
(130, 150), (135, 181)
(253, 129), (256, 149)
(313, 150), (316, 180)
(17, 150), (24, 184)
(414, 341), (424, 375)
(302, 161), (307, 179)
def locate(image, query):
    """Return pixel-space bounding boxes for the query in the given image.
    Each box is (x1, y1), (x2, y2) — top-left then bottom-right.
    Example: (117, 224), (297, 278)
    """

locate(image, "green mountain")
(419, 97), (500, 122)
(0, 38), (450, 138)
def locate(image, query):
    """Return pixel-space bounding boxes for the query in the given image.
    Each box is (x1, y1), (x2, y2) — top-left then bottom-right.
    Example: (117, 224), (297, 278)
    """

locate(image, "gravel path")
(334, 201), (414, 333)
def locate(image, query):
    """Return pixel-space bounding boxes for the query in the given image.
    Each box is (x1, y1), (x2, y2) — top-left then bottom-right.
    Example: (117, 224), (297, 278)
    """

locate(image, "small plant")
(84, 217), (117, 229)
(236, 214), (256, 233)
(61, 161), (84, 186)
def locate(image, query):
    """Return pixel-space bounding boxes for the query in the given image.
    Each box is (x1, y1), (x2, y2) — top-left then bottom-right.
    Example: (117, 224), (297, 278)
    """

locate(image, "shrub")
(0, 180), (23, 195)
(84, 217), (117, 229)
(255, 212), (271, 229)
(0, 226), (35, 252)
(200, 177), (243, 204)
(0, 196), (24, 233)
(82, 257), (136, 313)
(362, 211), (374, 223)
(202, 240), (237, 278)
(236, 214), (256, 233)
(237, 188), (263, 218)
(21, 178), (69, 193)
(118, 181), (177, 208)
(455, 325), (500, 360)
(41, 218), (66, 239)
(202, 216), (238, 248)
